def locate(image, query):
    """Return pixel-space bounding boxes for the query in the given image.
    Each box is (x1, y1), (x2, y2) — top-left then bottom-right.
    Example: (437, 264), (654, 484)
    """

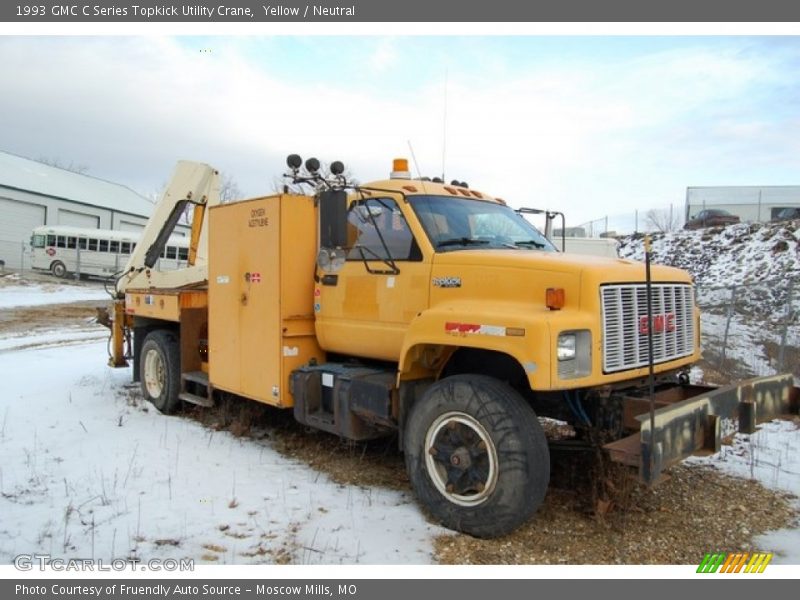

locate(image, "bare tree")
(36, 156), (90, 174)
(645, 206), (681, 232)
(219, 172), (242, 204)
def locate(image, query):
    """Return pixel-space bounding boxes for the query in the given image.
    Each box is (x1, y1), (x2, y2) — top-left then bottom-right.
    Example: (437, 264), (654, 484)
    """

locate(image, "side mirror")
(319, 190), (348, 249)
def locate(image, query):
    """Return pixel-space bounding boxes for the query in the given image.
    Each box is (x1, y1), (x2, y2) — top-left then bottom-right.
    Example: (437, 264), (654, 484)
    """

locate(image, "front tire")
(51, 261), (67, 278)
(404, 374), (549, 538)
(140, 330), (181, 413)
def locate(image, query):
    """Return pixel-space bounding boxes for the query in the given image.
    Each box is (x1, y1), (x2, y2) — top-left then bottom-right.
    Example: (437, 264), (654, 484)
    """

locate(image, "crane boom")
(114, 161), (221, 296)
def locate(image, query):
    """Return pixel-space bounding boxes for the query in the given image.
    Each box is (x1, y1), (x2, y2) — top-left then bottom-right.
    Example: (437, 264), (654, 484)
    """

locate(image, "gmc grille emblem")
(639, 313), (676, 334)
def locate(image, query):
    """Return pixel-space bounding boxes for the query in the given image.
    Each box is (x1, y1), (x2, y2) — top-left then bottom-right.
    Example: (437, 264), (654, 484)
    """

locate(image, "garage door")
(58, 208), (100, 228)
(118, 220), (145, 232)
(0, 197), (46, 270)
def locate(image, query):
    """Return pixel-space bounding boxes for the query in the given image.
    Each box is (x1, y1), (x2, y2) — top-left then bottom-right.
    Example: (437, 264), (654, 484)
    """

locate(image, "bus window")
(121, 242), (131, 254)
(78, 238), (87, 250)
(88, 239), (98, 251)
(166, 246), (177, 260)
(47, 234), (56, 247)
(178, 247), (188, 261)
(57, 236), (67, 248)
(99, 239), (109, 252)
(109, 241), (120, 254)
(32, 234), (46, 248)
(67, 237), (77, 249)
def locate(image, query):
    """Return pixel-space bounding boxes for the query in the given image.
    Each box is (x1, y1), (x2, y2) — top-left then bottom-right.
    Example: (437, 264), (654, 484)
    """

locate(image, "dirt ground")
(195, 394), (799, 565)
(3, 281), (798, 565)
(0, 300), (105, 336)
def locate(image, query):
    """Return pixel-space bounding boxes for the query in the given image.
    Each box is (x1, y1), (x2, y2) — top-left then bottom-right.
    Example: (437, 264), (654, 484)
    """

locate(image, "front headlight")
(557, 330), (591, 380)
(557, 334), (576, 361)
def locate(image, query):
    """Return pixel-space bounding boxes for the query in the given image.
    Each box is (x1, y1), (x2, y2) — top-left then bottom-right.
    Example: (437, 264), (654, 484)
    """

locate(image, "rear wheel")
(140, 330), (181, 413)
(51, 261), (67, 278)
(404, 374), (549, 538)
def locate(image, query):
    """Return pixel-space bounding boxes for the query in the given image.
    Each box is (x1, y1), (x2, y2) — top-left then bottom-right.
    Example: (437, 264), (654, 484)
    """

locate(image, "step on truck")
(106, 157), (799, 538)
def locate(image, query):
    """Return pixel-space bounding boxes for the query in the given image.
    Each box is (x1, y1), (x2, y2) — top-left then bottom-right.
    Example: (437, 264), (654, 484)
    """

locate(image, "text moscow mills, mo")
(16, 584), (359, 597)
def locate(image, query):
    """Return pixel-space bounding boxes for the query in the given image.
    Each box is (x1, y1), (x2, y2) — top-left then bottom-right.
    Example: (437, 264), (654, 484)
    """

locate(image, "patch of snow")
(0, 337), (441, 565)
(0, 328), (107, 353)
(618, 221), (800, 287)
(687, 419), (800, 564)
(0, 282), (109, 308)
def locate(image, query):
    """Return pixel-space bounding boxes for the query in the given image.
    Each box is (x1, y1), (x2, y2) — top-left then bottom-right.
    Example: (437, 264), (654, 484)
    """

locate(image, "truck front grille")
(601, 283), (695, 373)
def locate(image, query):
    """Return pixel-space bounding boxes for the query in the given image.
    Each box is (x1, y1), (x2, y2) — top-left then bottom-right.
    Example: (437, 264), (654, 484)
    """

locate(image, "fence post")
(719, 285), (737, 370)
(75, 245), (81, 280)
(777, 278), (794, 373)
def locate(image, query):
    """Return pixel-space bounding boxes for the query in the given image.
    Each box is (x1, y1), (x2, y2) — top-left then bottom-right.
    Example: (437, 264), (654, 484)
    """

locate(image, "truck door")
(314, 196), (430, 361)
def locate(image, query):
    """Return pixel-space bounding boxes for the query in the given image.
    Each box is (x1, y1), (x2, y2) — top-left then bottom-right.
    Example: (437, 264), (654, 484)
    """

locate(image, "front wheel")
(139, 330), (181, 413)
(404, 374), (549, 538)
(51, 261), (67, 278)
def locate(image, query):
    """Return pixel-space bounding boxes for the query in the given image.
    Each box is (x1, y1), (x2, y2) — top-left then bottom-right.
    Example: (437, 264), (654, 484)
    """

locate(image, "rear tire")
(51, 261), (67, 278)
(140, 330), (181, 414)
(404, 374), (549, 538)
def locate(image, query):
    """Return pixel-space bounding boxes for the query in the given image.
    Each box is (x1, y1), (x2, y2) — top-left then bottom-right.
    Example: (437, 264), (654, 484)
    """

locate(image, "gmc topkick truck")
(102, 156), (797, 538)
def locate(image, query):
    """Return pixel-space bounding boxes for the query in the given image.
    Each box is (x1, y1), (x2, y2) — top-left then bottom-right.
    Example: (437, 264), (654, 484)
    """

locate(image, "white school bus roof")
(32, 226), (188, 246)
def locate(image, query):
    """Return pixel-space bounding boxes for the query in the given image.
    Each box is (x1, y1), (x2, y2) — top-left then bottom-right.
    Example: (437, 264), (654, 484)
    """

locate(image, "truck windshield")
(409, 195), (556, 252)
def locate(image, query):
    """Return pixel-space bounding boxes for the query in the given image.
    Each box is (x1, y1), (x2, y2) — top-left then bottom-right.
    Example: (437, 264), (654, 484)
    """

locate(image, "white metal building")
(0, 150), (184, 270)
(686, 185), (800, 223)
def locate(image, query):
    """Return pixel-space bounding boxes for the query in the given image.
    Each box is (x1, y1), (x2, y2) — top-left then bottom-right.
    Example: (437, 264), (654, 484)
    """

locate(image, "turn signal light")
(546, 287), (565, 310)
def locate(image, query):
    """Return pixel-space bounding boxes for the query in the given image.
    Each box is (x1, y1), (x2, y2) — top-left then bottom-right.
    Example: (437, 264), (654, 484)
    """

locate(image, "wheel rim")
(53, 263), (65, 277)
(143, 348), (165, 399)
(424, 411), (498, 507)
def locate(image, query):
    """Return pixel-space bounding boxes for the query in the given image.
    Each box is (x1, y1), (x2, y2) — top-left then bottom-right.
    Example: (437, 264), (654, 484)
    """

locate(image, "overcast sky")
(1, 35), (799, 229)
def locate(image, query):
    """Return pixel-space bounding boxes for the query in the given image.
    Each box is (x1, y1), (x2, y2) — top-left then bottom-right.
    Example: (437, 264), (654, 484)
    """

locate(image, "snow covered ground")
(0, 335), (441, 565)
(689, 420), (800, 564)
(0, 275), (109, 309)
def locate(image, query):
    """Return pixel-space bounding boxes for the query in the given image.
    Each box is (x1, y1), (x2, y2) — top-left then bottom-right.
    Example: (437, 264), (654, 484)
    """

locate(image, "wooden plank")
(603, 434), (641, 467)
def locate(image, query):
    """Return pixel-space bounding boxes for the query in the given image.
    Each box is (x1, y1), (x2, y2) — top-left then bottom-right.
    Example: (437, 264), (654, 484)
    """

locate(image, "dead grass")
(0, 300), (103, 336)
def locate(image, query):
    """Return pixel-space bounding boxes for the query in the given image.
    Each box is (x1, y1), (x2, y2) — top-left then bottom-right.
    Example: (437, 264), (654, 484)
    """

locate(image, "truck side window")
(347, 198), (420, 261)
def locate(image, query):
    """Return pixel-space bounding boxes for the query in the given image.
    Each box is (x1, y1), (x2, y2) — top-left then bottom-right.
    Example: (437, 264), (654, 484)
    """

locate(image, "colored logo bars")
(697, 552), (773, 573)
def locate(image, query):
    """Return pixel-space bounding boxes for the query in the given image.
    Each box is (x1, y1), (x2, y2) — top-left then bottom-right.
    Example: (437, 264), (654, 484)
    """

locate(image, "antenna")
(407, 140), (429, 194)
(441, 69), (448, 182)
(407, 140), (423, 178)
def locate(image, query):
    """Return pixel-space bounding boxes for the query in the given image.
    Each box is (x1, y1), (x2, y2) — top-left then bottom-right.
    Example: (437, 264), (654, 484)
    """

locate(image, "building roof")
(687, 185), (800, 206)
(0, 150), (155, 216)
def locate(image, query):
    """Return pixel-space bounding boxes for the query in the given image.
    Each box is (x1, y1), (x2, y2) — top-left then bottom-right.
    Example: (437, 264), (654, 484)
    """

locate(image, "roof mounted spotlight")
(305, 157), (320, 174)
(330, 160), (345, 176)
(432, 177), (443, 183)
(460, 181), (469, 189)
(450, 180), (460, 186)
(286, 154), (302, 170)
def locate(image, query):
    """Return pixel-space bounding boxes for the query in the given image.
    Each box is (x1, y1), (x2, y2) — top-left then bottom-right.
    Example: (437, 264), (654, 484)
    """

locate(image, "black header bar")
(3, 0), (800, 23)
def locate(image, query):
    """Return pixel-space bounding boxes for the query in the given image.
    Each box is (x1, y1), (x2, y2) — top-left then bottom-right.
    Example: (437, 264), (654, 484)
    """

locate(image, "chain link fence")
(0, 238), (31, 273)
(0, 236), (186, 279)
(696, 277), (799, 380)
(574, 204), (683, 237)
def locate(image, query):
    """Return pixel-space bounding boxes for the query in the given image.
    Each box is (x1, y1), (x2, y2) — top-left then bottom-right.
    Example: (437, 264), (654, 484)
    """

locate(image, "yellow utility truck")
(107, 157), (797, 538)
